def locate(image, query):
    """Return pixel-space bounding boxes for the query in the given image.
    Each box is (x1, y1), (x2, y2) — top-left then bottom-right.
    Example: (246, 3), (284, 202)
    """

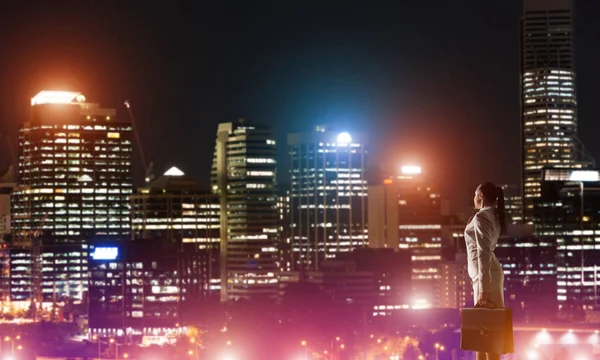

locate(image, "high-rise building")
(495, 228), (558, 322)
(130, 166), (221, 301)
(534, 168), (600, 320)
(368, 166), (449, 308)
(520, 0), (582, 223)
(438, 252), (471, 309)
(10, 91), (132, 302)
(500, 184), (523, 225)
(211, 119), (279, 301)
(287, 126), (368, 272)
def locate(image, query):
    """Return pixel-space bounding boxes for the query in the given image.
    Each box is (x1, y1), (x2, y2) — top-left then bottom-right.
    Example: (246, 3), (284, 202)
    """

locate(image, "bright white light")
(411, 298), (431, 309)
(337, 132), (352, 144)
(401, 165), (422, 175)
(164, 166), (185, 177)
(535, 330), (552, 344)
(91, 247), (119, 260)
(526, 350), (538, 360)
(560, 331), (577, 344)
(569, 170), (599, 182)
(31, 90), (85, 105)
(575, 356), (587, 360)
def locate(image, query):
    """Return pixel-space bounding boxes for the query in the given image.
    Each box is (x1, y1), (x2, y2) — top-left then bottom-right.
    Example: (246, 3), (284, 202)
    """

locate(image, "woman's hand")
(475, 292), (495, 308)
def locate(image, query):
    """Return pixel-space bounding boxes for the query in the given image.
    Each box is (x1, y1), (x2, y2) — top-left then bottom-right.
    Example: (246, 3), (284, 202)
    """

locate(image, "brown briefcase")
(460, 307), (514, 354)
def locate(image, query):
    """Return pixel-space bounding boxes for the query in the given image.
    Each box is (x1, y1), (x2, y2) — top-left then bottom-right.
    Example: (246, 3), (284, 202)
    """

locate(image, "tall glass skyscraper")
(211, 119), (279, 302)
(521, 0), (578, 223)
(11, 91), (132, 302)
(287, 126), (368, 272)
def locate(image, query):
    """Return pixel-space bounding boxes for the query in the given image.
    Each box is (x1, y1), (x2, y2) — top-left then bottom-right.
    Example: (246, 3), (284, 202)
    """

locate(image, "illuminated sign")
(91, 247), (119, 260)
(336, 132), (352, 145)
(569, 170), (599, 182)
(31, 91), (86, 106)
(401, 165), (422, 175)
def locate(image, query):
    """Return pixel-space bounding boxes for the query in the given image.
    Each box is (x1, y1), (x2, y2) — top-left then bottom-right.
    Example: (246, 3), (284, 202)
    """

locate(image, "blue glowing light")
(91, 247), (119, 260)
(337, 132), (352, 144)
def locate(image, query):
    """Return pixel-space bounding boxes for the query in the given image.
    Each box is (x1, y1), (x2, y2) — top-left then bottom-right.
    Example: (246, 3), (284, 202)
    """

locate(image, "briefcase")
(460, 308), (514, 354)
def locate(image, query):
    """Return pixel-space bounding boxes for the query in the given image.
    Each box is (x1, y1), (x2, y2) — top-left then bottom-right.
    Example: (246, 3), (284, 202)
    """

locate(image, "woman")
(464, 182), (507, 360)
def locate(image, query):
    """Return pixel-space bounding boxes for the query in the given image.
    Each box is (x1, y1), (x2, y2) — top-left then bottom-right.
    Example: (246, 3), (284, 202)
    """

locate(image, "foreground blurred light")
(560, 331), (577, 344)
(411, 298), (431, 309)
(535, 330), (552, 344)
(337, 132), (352, 144)
(31, 90), (85, 105)
(527, 350), (538, 359)
(401, 165), (422, 175)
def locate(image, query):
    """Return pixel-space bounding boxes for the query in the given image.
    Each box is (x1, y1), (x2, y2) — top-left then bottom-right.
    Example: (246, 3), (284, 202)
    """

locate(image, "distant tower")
(520, 0), (579, 223)
(287, 125), (368, 271)
(211, 119), (279, 302)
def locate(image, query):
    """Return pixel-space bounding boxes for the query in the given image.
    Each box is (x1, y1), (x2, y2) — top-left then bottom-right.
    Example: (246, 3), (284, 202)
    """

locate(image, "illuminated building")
(277, 189), (291, 272)
(88, 240), (188, 339)
(279, 248), (411, 315)
(130, 166), (221, 301)
(368, 166), (448, 308)
(0, 166), (15, 302)
(520, 0), (594, 223)
(10, 91), (132, 302)
(500, 184), (523, 224)
(494, 228), (558, 322)
(211, 119), (279, 301)
(438, 252), (470, 309)
(534, 168), (600, 319)
(287, 125), (368, 271)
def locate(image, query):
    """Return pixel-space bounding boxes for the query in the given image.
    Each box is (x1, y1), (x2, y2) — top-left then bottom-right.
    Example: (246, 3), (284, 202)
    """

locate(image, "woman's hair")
(479, 182), (507, 235)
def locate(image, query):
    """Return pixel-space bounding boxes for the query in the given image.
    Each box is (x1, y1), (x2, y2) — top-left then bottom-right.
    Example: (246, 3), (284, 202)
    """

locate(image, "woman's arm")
(474, 213), (495, 298)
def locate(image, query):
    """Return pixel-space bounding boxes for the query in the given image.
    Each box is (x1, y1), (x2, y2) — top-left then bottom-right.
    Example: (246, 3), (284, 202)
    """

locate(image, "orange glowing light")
(31, 91), (86, 106)
(383, 178), (393, 185)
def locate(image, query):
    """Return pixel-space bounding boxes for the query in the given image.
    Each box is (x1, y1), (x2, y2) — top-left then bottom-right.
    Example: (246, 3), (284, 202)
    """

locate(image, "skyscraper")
(287, 126), (368, 272)
(11, 91), (132, 302)
(520, 0), (581, 223)
(211, 119), (279, 301)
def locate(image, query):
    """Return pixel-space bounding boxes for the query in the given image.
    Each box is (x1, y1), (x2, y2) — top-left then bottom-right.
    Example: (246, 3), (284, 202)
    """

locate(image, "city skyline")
(0, 1), (599, 211)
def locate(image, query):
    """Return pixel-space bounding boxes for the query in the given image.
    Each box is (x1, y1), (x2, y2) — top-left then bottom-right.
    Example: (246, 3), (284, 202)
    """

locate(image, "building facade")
(211, 119), (279, 301)
(10, 91), (132, 303)
(368, 167), (448, 308)
(88, 240), (188, 340)
(130, 166), (221, 301)
(534, 169), (600, 320)
(287, 126), (368, 272)
(495, 230), (558, 322)
(520, 0), (580, 223)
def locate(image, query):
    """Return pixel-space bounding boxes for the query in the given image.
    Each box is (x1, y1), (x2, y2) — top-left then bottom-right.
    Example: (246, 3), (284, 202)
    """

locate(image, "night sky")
(0, 1), (599, 211)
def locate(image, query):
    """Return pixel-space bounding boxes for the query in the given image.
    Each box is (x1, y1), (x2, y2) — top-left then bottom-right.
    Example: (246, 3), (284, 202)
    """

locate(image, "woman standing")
(464, 182), (507, 360)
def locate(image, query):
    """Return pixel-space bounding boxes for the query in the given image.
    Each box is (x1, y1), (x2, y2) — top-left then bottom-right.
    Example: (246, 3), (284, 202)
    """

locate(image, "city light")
(534, 329), (552, 344)
(164, 166), (185, 177)
(401, 165), (422, 175)
(31, 90), (86, 105)
(569, 170), (599, 182)
(560, 330), (577, 344)
(527, 349), (539, 359)
(91, 247), (119, 260)
(336, 132), (352, 144)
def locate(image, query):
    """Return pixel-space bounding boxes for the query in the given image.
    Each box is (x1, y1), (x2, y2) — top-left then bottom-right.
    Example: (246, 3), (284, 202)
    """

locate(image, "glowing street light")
(434, 343), (445, 360)
(301, 341), (308, 359)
